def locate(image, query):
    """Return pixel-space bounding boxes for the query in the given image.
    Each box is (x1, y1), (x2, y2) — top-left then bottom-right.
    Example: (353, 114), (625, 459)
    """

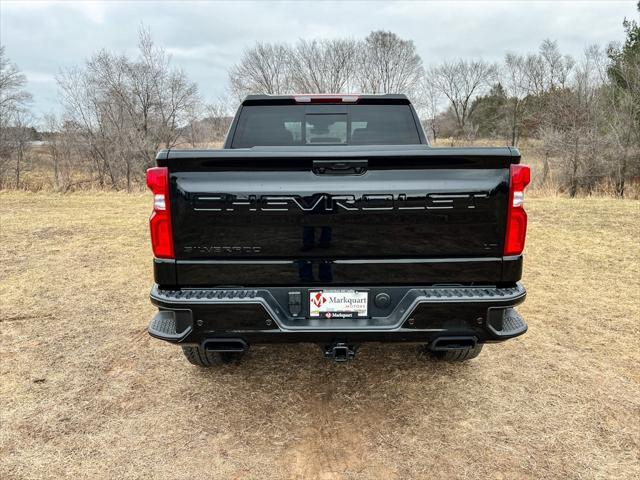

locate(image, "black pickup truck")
(146, 94), (530, 365)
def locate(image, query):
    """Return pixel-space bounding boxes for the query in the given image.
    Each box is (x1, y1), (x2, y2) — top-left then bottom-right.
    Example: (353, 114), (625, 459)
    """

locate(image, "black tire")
(428, 344), (483, 362)
(181, 346), (242, 367)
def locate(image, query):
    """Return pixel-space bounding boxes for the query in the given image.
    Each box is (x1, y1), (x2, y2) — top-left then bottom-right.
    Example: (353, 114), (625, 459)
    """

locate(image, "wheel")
(428, 344), (483, 362)
(181, 346), (243, 367)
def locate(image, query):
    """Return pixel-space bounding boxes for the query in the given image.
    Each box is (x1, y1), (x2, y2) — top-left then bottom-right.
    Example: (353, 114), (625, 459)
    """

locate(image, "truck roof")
(242, 93), (411, 105)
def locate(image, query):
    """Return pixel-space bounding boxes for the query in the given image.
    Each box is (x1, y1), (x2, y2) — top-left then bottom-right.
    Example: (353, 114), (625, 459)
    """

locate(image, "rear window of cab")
(231, 104), (421, 148)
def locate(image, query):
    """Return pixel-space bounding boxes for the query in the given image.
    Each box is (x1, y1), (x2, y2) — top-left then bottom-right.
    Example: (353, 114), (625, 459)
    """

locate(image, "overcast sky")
(1, 0), (637, 117)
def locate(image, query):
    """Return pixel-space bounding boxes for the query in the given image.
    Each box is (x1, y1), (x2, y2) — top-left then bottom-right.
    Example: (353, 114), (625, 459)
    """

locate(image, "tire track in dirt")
(290, 393), (363, 478)
(286, 370), (397, 480)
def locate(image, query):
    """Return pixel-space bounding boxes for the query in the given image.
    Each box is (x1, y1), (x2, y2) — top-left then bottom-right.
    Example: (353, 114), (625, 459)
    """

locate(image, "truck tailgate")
(162, 146), (520, 286)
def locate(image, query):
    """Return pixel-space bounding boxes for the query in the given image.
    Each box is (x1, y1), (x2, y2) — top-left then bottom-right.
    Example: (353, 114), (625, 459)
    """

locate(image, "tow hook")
(324, 342), (357, 362)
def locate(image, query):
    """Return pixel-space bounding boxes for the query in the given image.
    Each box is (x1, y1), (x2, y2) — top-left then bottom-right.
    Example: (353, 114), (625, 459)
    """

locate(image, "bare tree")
(43, 114), (61, 188)
(415, 77), (442, 143)
(182, 101), (206, 148)
(137, 29), (200, 151)
(502, 53), (534, 146)
(0, 46), (33, 187)
(57, 27), (200, 190)
(540, 46), (607, 197)
(426, 59), (497, 136)
(57, 65), (112, 186)
(522, 53), (548, 97)
(43, 114), (91, 191)
(288, 39), (359, 93)
(228, 42), (290, 99)
(182, 99), (233, 148)
(9, 111), (35, 188)
(204, 100), (234, 143)
(358, 31), (423, 95)
(540, 39), (576, 91)
(0, 46), (31, 115)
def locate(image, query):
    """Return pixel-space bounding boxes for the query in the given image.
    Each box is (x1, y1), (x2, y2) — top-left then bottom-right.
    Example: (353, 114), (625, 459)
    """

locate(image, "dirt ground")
(0, 192), (638, 479)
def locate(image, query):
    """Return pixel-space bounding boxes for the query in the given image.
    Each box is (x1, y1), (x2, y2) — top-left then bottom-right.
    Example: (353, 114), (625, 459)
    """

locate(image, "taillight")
(146, 167), (174, 259)
(504, 164), (531, 256)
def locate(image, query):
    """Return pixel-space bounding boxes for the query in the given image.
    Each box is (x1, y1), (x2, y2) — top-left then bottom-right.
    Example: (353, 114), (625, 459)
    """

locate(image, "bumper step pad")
(148, 310), (191, 341)
(488, 307), (527, 338)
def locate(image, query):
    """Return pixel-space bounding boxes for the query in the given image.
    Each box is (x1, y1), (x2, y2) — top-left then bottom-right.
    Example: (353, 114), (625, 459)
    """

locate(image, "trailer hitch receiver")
(324, 342), (357, 362)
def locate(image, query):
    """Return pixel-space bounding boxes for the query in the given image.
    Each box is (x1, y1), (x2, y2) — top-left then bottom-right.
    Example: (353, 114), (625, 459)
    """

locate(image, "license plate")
(309, 290), (368, 319)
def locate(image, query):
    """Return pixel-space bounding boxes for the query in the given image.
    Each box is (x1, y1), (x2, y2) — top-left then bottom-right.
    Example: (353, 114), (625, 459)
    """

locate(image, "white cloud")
(2, 0), (108, 23)
(166, 45), (230, 61)
(23, 71), (56, 83)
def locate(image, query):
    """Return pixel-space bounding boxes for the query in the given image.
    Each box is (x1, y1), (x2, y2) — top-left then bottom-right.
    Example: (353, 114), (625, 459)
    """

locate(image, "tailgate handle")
(313, 160), (368, 175)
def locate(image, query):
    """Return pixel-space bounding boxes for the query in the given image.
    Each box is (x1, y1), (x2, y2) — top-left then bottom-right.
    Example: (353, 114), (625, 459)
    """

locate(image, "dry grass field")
(0, 191), (639, 479)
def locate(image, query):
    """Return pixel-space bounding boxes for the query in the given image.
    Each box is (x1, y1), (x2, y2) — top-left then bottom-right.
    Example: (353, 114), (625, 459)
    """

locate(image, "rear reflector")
(146, 167), (174, 259)
(504, 164), (531, 256)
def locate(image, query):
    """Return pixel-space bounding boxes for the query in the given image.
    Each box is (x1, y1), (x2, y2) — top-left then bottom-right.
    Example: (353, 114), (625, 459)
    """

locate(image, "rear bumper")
(149, 283), (527, 346)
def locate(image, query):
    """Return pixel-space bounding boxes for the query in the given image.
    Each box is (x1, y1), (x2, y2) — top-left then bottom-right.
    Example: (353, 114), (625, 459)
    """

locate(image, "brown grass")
(0, 192), (639, 479)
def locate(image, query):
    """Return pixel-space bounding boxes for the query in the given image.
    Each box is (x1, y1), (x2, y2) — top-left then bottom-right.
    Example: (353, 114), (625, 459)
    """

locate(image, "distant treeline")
(0, 4), (638, 196)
